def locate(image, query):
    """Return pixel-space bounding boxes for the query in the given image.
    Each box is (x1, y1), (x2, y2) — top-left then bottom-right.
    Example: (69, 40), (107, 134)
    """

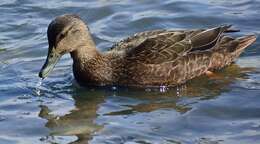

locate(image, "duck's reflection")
(39, 90), (105, 144)
(39, 64), (255, 144)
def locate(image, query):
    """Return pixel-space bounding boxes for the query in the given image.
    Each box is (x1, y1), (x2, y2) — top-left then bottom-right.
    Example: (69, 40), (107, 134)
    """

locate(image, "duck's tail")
(209, 34), (256, 70)
(220, 25), (256, 54)
(235, 35), (257, 55)
(223, 24), (240, 33)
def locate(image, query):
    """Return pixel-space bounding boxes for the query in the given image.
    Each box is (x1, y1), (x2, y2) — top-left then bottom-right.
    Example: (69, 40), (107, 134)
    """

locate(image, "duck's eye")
(59, 33), (66, 40)
(71, 29), (79, 34)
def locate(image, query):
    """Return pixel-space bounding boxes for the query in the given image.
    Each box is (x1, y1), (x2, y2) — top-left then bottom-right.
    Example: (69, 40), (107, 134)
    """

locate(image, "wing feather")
(111, 25), (235, 65)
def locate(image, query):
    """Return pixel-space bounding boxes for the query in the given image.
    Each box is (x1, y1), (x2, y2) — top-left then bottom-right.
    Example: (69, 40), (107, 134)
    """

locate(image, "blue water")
(0, 0), (260, 144)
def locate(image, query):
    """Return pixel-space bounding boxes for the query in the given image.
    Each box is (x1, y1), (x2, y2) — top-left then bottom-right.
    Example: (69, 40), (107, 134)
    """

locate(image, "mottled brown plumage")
(39, 14), (256, 87)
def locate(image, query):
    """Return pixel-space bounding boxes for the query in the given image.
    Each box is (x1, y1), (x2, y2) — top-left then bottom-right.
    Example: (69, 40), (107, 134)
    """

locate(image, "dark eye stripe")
(71, 29), (80, 34)
(58, 25), (75, 41)
(55, 33), (66, 44)
(60, 33), (66, 39)
(55, 25), (78, 46)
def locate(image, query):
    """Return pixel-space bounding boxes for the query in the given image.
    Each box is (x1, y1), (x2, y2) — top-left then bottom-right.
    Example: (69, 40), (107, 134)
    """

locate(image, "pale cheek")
(70, 36), (82, 49)
(56, 40), (70, 53)
(58, 35), (81, 53)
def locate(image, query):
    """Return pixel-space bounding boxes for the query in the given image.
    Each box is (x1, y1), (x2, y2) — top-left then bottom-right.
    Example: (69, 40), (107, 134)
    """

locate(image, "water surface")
(0, 0), (260, 144)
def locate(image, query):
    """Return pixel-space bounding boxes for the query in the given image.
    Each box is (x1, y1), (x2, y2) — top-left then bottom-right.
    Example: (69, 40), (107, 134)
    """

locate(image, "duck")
(39, 14), (256, 87)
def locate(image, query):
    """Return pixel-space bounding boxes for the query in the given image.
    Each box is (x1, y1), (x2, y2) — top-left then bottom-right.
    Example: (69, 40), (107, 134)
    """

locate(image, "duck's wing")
(125, 25), (233, 64)
(110, 25), (238, 52)
(110, 30), (169, 51)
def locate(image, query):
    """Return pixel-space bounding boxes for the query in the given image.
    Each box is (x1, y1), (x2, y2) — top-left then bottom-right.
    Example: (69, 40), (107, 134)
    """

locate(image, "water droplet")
(34, 79), (43, 96)
(176, 86), (180, 97)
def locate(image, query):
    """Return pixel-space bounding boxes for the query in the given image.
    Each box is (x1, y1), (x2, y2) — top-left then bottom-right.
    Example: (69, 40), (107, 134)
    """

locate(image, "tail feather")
(209, 34), (256, 70)
(236, 35), (257, 52)
(222, 24), (240, 33)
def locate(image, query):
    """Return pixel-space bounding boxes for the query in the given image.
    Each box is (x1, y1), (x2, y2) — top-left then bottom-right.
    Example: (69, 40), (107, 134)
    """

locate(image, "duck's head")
(39, 14), (91, 79)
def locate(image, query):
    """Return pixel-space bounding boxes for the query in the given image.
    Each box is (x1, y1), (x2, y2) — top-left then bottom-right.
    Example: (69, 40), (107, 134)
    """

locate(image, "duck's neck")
(70, 32), (98, 61)
(70, 37), (112, 85)
(70, 44), (99, 61)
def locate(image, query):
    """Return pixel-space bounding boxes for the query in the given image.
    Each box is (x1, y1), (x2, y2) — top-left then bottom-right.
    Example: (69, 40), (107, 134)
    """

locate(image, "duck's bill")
(39, 51), (61, 79)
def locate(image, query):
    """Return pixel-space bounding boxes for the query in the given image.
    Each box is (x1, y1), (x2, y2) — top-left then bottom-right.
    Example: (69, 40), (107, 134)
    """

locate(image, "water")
(0, 0), (260, 143)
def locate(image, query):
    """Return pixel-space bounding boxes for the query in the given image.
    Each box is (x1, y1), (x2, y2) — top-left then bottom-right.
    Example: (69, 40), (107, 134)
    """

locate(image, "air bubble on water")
(159, 85), (167, 93)
(145, 88), (151, 92)
(112, 86), (117, 90)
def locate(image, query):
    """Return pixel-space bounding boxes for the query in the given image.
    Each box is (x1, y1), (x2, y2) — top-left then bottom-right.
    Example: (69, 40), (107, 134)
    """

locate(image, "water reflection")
(38, 64), (255, 143)
(39, 90), (105, 143)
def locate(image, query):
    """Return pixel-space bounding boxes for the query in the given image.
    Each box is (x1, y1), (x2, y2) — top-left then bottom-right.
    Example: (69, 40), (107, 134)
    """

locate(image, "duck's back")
(107, 25), (256, 86)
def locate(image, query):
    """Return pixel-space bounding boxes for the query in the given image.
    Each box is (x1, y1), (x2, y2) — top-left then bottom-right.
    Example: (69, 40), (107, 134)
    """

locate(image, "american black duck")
(39, 14), (256, 87)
